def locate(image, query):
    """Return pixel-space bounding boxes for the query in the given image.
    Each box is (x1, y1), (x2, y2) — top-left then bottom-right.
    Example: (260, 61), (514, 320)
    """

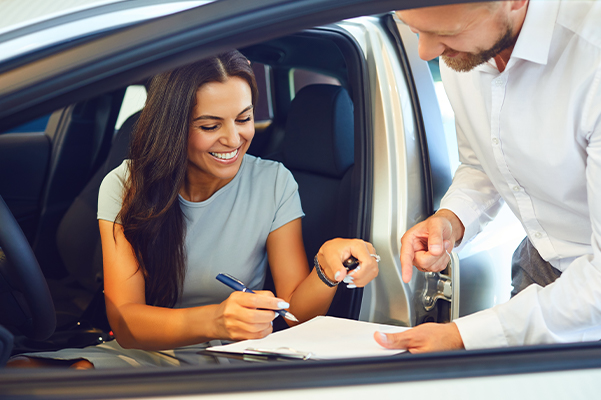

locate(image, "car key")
(343, 256), (360, 271)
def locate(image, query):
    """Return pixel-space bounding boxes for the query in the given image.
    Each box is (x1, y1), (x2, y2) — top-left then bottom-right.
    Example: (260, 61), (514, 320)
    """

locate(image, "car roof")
(0, 0), (125, 33)
(1, 0), (479, 131)
(0, 0), (211, 64)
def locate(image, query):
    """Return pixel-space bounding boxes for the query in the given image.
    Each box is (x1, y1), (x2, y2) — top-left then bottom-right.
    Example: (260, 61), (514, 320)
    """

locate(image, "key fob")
(343, 256), (360, 271)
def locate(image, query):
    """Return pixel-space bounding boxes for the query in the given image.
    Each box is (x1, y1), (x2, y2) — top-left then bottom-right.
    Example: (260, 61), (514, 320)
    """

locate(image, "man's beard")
(442, 23), (516, 72)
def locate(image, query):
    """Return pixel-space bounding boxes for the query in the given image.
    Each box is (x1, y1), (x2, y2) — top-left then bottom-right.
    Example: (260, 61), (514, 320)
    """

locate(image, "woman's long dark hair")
(118, 50), (258, 307)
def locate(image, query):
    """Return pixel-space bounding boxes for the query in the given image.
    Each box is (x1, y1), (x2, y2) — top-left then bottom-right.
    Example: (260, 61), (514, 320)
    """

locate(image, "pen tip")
(285, 312), (299, 322)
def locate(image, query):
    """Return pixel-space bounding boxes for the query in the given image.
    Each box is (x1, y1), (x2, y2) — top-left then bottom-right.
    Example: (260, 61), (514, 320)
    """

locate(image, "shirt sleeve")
(97, 161), (129, 223)
(439, 118), (505, 250)
(455, 65), (601, 349)
(270, 163), (305, 233)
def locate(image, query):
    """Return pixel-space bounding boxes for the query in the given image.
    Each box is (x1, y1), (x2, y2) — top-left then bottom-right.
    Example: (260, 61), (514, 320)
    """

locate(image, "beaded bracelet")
(314, 255), (339, 287)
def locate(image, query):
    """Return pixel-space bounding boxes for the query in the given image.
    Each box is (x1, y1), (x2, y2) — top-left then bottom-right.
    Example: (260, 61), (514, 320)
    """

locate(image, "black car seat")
(10, 112), (138, 353)
(272, 84), (361, 319)
(32, 91), (125, 279)
(52, 112), (139, 329)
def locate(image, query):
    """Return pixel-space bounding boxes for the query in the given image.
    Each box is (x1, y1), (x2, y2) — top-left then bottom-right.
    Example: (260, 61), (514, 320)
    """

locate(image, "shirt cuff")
(437, 200), (481, 252)
(454, 308), (508, 350)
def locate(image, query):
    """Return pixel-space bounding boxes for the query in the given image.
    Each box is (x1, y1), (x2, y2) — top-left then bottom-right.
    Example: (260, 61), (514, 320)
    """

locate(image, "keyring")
(370, 254), (380, 263)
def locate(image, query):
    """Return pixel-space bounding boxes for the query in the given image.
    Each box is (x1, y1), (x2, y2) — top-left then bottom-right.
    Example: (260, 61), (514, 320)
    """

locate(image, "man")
(372, 0), (601, 352)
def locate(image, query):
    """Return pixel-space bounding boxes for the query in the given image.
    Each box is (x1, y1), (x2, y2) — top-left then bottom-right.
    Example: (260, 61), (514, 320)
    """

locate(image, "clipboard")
(198, 347), (313, 362)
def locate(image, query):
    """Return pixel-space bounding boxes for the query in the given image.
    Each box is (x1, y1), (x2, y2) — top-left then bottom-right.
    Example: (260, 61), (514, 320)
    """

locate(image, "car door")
(328, 12), (526, 327)
(0, 1), (596, 399)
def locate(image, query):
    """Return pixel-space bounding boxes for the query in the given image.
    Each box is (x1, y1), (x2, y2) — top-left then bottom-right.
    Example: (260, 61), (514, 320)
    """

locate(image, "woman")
(9, 50), (379, 369)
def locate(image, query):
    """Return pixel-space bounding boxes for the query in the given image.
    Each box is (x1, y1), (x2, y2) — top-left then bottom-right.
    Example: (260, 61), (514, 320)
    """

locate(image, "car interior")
(0, 27), (374, 361)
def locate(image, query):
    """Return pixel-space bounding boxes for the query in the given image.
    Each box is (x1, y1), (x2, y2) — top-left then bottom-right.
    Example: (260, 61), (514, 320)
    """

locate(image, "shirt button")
(494, 79), (504, 87)
(492, 137), (499, 145)
(534, 232), (542, 239)
(512, 185), (520, 192)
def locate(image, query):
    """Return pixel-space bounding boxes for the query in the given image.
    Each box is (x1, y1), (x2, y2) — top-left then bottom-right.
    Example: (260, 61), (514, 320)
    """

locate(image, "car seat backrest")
(280, 84), (355, 263)
(273, 84), (359, 319)
(282, 84), (354, 179)
(33, 93), (124, 278)
(55, 111), (139, 293)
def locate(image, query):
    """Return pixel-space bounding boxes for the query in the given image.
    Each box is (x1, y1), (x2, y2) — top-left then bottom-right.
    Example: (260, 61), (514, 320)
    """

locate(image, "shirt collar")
(510, 0), (560, 65)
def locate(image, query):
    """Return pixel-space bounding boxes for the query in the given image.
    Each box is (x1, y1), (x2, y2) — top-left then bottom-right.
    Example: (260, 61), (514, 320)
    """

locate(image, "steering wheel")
(0, 195), (56, 340)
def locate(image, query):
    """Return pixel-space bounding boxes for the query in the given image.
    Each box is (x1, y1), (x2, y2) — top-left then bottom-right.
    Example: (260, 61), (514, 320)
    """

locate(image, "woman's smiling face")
(186, 76), (254, 188)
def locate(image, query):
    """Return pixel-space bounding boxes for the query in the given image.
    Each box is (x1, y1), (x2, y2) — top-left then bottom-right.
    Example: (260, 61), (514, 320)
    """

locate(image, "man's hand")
(400, 209), (464, 283)
(374, 322), (464, 353)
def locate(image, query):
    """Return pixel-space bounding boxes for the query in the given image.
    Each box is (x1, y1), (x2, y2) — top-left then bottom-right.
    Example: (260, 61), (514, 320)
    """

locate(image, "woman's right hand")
(213, 290), (288, 341)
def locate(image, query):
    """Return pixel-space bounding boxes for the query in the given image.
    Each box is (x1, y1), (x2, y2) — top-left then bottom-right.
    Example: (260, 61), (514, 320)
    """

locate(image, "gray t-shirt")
(98, 154), (304, 308)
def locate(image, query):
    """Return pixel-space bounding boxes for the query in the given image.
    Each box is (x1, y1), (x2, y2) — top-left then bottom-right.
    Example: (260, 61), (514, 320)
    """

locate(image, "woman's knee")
(70, 359), (94, 369)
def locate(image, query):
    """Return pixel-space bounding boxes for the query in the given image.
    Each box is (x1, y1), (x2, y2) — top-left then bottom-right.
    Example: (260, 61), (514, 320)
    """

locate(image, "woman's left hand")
(317, 238), (379, 288)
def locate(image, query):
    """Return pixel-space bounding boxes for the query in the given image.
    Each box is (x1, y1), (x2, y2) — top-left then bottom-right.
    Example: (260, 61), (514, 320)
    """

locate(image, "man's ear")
(509, 0), (529, 12)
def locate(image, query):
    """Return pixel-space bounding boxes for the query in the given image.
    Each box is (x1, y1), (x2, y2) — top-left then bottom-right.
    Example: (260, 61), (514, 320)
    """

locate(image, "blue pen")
(216, 273), (299, 322)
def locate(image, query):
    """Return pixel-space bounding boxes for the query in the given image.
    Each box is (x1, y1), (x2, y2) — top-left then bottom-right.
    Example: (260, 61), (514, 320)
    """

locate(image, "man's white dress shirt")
(440, 0), (601, 349)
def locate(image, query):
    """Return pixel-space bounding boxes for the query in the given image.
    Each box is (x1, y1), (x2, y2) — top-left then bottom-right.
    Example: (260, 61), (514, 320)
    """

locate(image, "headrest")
(282, 84), (354, 178)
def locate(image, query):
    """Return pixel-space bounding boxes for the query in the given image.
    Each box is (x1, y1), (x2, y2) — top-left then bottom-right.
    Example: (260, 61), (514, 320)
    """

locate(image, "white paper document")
(206, 316), (409, 360)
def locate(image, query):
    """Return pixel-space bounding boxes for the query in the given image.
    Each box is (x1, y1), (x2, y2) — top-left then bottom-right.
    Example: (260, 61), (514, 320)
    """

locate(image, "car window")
(0, 114), (50, 134)
(115, 66), (273, 130)
(292, 68), (341, 97)
(115, 84), (147, 131)
(428, 58), (459, 175)
(252, 62), (273, 122)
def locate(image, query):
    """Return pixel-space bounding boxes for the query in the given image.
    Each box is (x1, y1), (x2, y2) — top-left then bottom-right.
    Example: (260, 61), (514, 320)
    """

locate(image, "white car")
(0, 1), (598, 399)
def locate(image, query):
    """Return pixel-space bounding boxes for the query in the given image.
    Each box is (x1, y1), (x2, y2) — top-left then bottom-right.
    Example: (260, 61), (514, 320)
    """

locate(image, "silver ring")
(370, 254), (380, 263)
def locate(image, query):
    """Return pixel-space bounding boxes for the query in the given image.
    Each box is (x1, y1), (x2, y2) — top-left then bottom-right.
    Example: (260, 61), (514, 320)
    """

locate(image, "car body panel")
(191, 368), (601, 400)
(0, 1), (209, 64)
(3, 340), (601, 398)
(341, 16), (427, 326)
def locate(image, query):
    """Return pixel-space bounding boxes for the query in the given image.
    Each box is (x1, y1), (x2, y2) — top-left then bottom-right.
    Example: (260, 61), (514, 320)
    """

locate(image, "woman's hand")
(213, 290), (289, 341)
(317, 238), (379, 288)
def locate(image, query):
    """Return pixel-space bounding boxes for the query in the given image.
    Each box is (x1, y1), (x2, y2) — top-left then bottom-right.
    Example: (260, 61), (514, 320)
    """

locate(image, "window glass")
(292, 68), (340, 98)
(115, 85), (147, 130)
(252, 62), (272, 122)
(0, 114), (50, 134)
(428, 58), (459, 175)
